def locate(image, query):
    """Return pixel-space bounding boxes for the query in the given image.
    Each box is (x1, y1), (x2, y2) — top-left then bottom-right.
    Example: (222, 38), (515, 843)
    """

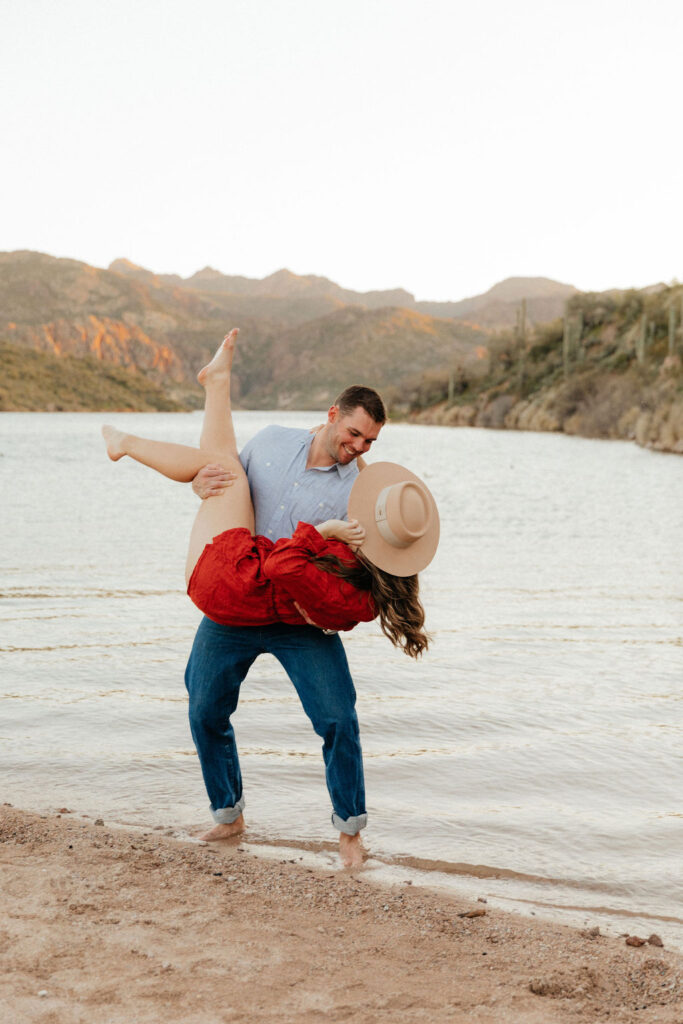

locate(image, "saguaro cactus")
(562, 304), (583, 376)
(574, 312), (584, 362)
(562, 303), (571, 378)
(517, 298), (527, 390)
(636, 314), (647, 364)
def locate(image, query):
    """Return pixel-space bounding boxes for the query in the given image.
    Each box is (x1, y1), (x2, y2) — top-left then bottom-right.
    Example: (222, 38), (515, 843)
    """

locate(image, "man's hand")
(192, 464), (237, 499)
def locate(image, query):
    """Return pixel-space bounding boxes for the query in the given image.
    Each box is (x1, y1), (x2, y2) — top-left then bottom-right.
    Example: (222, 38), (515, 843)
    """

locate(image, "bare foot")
(197, 328), (239, 387)
(197, 814), (245, 842)
(101, 424), (128, 461)
(339, 831), (365, 868)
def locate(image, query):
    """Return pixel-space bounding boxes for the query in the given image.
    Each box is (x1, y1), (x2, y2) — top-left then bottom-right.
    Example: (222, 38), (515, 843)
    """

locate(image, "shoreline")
(7, 793), (681, 951)
(2, 806), (682, 1023)
(408, 404), (683, 456)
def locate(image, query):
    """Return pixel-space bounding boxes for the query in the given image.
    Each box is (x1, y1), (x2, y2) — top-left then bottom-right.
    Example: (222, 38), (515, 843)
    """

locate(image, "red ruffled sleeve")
(263, 522), (377, 631)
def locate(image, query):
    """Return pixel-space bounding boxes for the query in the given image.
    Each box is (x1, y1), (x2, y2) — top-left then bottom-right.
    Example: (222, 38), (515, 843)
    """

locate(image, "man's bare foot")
(197, 813), (245, 841)
(197, 328), (239, 387)
(101, 424), (128, 461)
(339, 831), (365, 868)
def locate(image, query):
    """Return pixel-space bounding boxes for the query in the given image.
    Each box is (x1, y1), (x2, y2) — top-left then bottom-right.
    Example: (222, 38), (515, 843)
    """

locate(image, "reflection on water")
(1, 412), (682, 942)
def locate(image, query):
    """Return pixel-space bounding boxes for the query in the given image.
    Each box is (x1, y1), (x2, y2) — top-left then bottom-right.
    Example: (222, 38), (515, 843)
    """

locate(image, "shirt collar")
(299, 431), (359, 479)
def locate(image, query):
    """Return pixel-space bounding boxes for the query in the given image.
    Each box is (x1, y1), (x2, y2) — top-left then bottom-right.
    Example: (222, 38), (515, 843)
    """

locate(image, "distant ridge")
(110, 259), (415, 311)
(108, 258), (576, 327)
(415, 277), (579, 327)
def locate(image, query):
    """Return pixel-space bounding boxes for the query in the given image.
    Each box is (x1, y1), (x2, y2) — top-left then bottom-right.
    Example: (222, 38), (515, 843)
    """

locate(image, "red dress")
(187, 522), (377, 631)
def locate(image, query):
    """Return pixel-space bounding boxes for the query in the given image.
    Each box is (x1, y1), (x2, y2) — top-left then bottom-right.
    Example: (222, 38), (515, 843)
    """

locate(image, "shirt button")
(268, 529), (272, 535)
(266, 462), (271, 467)
(280, 504), (285, 510)
(293, 482), (299, 488)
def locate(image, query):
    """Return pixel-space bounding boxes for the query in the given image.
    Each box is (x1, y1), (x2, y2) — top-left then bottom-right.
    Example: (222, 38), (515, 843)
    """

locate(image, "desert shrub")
(567, 292), (618, 328)
(613, 289), (645, 327)
(528, 319), (563, 362)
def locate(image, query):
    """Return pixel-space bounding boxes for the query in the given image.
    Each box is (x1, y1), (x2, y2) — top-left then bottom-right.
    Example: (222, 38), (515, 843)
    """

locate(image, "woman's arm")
(263, 523), (376, 629)
(315, 518), (366, 548)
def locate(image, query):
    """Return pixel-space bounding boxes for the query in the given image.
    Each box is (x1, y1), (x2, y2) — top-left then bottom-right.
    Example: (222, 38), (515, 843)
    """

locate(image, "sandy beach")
(1, 806), (682, 1023)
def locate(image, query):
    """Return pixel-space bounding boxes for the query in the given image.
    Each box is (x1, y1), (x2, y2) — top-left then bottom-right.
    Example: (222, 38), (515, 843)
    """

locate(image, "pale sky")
(2, 0), (682, 301)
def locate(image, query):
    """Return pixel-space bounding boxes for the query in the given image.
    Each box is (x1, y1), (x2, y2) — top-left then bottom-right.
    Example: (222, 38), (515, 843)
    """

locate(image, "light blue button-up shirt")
(240, 425), (359, 541)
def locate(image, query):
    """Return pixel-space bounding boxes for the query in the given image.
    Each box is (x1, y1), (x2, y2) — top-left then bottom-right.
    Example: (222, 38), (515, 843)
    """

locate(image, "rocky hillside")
(407, 285), (683, 454)
(0, 339), (182, 412)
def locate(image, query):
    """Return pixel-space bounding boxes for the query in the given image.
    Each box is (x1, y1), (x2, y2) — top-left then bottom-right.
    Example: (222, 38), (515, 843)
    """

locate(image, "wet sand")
(1, 806), (682, 1023)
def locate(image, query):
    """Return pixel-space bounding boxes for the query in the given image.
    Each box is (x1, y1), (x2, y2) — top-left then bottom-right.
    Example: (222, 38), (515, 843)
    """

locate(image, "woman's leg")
(185, 330), (254, 582)
(102, 329), (255, 584)
(102, 427), (220, 481)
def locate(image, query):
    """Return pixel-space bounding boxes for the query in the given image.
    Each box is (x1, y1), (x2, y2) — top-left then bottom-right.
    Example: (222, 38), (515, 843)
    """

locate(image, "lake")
(1, 412), (681, 944)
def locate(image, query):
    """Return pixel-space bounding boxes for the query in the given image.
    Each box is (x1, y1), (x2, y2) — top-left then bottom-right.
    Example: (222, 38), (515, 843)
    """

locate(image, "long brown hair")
(311, 551), (430, 658)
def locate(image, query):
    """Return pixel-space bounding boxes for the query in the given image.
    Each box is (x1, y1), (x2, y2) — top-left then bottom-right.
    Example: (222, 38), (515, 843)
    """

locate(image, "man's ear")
(327, 405), (339, 424)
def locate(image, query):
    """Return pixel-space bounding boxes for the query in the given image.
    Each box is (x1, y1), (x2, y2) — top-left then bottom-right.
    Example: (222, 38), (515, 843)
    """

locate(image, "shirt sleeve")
(262, 522), (377, 631)
(239, 425), (272, 473)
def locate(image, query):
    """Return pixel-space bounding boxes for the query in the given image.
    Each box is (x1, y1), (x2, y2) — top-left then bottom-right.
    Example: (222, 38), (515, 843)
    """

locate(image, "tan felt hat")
(347, 462), (440, 577)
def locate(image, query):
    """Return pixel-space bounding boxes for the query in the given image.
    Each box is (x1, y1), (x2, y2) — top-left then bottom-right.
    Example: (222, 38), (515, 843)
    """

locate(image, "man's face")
(324, 405), (383, 465)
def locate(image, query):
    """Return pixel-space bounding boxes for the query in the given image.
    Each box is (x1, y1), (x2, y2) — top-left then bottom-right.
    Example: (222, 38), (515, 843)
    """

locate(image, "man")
(187, 385), (386, 867)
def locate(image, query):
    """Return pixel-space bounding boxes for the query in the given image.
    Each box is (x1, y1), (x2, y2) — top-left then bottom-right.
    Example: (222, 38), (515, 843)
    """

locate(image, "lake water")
(1, 412), (681, 944)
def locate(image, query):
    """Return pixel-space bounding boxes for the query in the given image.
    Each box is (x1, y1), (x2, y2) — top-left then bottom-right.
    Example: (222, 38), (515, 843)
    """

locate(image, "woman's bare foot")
(339, 831), (365, 868)
(197, 328), (239, 387)
(197, 813), (245, 842)
(101, 425), (128, 461)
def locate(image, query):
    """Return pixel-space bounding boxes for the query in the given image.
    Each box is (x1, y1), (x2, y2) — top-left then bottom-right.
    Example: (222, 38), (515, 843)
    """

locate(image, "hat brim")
(348, 462), (440, 576)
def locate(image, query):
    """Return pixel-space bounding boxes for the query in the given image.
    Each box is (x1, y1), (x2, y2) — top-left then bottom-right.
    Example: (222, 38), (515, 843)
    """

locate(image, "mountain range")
(0, 250), (578, 411)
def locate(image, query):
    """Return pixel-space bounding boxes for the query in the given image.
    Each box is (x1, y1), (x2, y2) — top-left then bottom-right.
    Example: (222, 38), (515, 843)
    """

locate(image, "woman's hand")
(191, 464), (237, 499)
(293, 602), (337, 634)
(316, 518), (366, 549)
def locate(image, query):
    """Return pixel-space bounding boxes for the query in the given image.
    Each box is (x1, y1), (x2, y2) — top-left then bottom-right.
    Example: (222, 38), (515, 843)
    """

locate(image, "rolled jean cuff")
(332, 812), (368, 835)
(211, 794), (245, 824)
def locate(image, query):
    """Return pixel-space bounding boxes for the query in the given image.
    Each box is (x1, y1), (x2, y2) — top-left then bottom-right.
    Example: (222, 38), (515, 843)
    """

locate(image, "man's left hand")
(192, 464), (236, 499)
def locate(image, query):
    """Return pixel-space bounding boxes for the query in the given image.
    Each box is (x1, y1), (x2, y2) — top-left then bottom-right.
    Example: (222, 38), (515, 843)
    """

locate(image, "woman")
(102, 329), (437, 657)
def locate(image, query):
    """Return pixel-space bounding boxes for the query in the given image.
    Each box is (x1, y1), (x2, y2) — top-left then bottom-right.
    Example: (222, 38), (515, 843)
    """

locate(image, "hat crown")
(376, 480), (432, 549)
(348, 461), (439, 576)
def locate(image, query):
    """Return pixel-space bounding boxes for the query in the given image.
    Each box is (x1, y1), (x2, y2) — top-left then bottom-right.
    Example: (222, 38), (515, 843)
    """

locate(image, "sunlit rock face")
(5, 317), (183, 378)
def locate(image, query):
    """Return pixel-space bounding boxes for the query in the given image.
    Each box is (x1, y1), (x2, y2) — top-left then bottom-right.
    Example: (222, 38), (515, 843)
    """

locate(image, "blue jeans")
(184, 617), (367, 835)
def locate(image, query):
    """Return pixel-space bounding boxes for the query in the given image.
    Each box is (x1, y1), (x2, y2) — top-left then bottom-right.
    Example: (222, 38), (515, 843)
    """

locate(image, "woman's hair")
(311, 551), (430, 658)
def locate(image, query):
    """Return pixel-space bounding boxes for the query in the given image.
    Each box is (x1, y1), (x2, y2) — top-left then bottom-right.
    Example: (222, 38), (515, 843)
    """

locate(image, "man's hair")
(334, 385), (387, 424)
